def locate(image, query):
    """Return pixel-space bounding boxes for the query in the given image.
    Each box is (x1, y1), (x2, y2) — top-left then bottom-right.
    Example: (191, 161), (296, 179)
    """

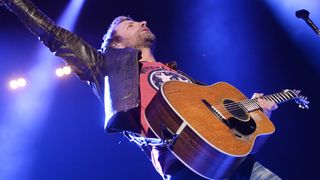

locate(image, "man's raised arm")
(1, 0), (103, 81)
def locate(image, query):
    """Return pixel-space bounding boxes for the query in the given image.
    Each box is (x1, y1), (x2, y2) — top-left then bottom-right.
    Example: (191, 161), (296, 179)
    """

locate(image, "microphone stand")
(296, 9), (320, 36)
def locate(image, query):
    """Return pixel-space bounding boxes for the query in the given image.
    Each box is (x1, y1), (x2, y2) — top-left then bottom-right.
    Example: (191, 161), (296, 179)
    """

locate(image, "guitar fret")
(241, 101), (248, 112)
(268, 96), (274, 102)
(277, 93), (284, 100)
(251, 101), (256, 110)
(276, 94), (284, 101)
(275, 95), (282, 102)
(277, 95), (283, 103)
(272, 95), (279, 102)
(269, 95), (278, 103)
(265, 95), (273, 102)
(264, 96), (272, 102)
(241, 99), (261, 112)
(253, 99), (260, 109)
(247, 100), (254, 111)
(286, 91), (295, 98)
(283, 93), (291, 99)
(245, 101), (251, 111)
(239, 102), (247, 112)
(290, 91), (295, 98)
(241, 100), (248, 111)
(279, 93), (288, 101)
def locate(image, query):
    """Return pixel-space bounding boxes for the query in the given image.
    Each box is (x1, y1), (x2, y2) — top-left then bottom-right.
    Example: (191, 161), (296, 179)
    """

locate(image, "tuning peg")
(303, 96), (309, 101)
(299, 105), (305, 109)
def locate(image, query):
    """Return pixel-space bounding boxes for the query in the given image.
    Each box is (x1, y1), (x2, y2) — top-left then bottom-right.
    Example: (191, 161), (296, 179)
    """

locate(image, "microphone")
(296, 9), (320, 36)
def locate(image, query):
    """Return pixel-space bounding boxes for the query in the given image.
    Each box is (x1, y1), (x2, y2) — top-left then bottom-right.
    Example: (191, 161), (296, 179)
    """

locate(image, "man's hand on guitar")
(252, 93), (278, 118)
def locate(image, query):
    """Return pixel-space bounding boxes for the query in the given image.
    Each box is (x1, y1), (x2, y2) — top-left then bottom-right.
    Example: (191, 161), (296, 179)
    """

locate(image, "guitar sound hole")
(223, 99), (256, 135)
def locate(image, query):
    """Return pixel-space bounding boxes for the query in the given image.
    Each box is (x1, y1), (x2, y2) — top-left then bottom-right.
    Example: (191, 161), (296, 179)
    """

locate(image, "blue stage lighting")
(0, 1), (86, 180)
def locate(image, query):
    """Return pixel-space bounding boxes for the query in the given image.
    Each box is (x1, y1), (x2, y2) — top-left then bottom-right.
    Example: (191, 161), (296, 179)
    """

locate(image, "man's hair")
(100, 16), (133, 53)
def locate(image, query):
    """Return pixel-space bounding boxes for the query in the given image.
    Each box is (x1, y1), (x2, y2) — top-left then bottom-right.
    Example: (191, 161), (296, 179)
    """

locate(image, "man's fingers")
(257, 98), (278, 114)
(251, 93), (264, 99)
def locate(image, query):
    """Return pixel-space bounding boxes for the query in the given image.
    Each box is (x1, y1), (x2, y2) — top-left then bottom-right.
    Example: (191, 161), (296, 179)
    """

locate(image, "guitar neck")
(241, 90), (297, 112)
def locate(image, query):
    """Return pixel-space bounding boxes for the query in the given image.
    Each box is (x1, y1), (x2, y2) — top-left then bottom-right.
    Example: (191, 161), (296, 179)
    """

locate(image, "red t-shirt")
(139, 61), (192, 136)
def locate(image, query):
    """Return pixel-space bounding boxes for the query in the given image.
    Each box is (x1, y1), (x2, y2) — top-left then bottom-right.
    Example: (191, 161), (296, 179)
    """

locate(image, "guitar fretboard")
(240, 90), (297, 112)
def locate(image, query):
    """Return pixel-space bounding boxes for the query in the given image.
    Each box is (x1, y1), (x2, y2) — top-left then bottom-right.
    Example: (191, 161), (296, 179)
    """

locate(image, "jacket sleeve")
(2, 0), (103, 81)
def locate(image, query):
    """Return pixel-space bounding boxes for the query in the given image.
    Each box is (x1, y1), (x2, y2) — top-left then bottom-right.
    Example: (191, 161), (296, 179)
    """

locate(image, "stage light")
(63, 66), (72, 75)
(55, 68), (64, 77)
(9, 80), (19, 89)
(9, 78), (27, 89)
(56, 66), (72, 77)
(17, 78), (27, 87)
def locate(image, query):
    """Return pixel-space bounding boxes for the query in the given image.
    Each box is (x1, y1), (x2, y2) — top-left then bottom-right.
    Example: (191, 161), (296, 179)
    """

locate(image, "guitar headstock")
(284, 89), (310, 109)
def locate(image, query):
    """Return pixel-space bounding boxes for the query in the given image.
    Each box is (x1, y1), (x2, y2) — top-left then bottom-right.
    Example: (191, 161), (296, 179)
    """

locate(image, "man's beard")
(133, 31), (156, 49)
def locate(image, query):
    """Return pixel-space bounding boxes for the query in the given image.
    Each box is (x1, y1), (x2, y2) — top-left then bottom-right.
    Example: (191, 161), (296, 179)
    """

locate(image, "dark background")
(0, 0), (319, 179)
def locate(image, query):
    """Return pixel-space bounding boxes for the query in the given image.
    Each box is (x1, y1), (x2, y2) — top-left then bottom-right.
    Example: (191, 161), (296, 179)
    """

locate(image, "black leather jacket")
(2, 0), (200, 134)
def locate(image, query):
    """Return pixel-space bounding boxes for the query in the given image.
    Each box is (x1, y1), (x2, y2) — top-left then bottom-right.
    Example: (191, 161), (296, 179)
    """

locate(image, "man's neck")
(139, 48), (156, 62)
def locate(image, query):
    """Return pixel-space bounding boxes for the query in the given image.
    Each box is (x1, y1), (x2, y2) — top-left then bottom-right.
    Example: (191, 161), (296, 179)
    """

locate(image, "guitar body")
(145, 81), (275, 179)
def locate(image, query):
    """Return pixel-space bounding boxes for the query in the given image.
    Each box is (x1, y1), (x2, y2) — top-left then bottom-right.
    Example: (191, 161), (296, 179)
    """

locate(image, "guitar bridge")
(201, 99), (231, 128)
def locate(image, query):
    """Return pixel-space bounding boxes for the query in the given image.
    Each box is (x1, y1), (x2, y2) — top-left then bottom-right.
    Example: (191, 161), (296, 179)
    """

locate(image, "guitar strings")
(203, 92), (292, 113)
(215, 102), (254, 113)
(203, 99), (261, 114)
(213, 94), (291, 113)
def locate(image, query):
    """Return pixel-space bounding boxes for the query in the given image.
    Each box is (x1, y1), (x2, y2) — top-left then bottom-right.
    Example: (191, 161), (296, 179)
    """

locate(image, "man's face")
(114, 20), (156, 49)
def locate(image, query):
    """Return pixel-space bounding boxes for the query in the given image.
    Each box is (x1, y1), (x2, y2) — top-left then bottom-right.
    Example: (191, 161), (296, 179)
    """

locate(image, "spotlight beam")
(0, 1), (86, 180)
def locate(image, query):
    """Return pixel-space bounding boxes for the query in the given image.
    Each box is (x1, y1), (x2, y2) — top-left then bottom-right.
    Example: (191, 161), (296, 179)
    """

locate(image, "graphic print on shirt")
(148, 69), (192, 90)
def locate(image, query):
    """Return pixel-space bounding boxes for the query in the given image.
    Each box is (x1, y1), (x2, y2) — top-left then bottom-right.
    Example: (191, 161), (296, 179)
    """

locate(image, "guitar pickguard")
(223, 99), (256, 135)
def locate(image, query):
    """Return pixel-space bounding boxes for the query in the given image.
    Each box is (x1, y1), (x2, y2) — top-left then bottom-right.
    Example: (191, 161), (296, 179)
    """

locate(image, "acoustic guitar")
(145, 81), (309, 179)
